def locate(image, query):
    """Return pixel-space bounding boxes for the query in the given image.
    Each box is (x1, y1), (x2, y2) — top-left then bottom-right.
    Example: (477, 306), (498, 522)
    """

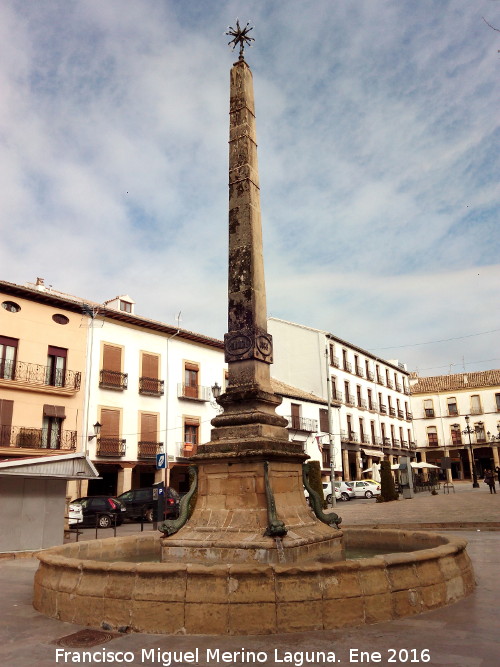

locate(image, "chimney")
(35, 277), (45, 291)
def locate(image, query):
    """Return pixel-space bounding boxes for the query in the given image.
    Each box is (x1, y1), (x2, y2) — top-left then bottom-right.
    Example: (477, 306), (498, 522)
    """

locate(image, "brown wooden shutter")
(47, 346), (67, 358)
(102, 344), (122, 372)
(100, 408), (120, 437)
(142, 353), (158, 379)
(319, 408), (329, 432)
(141, 413), (157, 442)
(291, 403), (300, 429)
(0, 399), (13, 446)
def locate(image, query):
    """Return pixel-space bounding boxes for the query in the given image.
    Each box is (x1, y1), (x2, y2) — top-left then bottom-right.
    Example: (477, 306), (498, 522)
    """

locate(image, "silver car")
(323, 481), (354, 502)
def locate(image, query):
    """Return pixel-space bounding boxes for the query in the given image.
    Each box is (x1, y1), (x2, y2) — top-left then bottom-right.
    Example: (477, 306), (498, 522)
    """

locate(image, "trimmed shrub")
(380, 460), (398, 502)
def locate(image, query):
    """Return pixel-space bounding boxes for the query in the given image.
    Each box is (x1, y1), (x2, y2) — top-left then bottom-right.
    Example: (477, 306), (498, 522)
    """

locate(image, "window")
(359, 418), (365, 443)
(470, 395), (482, 415)
(451, 424), (462, 445)
(367, 388), (373, 410)
(184, 362), (199, 399)
(496, 394), (500, 412)
(100, 344), (127, 389)
(97, 407), (125, 456)
(370, 421), (376, 444)
(0, 336), (17, 380)
(184, 417), (200, 455)
(138, 413), (160, 459)
(319, 408), (329, 432)
(120, 300), (132, 313)
(140, 353), (163, 395)
(0, 399), (14, 446)
(291, 403), (301, 430)
(427, 426), (438, 446)
(447, 397), (458, 416)
(52, 314), (69, 325)
(42, 416), (63, 449)
(2, 301), (20, 313)
(46, 346), (67, 387)
(356, 385), (362, 407)
(423, 399), (434, 418)
(475, 422), (486, 443)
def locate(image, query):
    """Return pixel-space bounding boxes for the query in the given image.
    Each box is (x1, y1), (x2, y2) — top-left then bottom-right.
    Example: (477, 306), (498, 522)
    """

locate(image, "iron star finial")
(226, 19), (254, 60)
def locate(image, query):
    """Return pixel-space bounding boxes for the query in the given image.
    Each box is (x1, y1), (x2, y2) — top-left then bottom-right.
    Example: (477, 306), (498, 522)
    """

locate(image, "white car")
(304, 486), (341, 504)
(346, 480), (381, 499)
(68, 502), (83, 526)
(323, 481), (354, 502)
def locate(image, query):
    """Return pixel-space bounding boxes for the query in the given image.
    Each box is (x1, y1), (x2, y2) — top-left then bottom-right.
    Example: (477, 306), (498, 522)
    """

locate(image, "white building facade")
(268, 318), (415, 481)
(409, 371), (500, 481)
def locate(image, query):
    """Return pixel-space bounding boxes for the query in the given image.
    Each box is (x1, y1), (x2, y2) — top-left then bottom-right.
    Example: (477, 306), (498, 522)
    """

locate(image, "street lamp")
(462, 415), (479, 488)
(87, 421), (102, 442)
(487, 424), (500, 442)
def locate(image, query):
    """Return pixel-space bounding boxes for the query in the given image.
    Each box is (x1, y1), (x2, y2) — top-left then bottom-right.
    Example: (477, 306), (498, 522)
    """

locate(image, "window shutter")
(100, 408), (120, 437)
(141, 413), (157, 441)
(142, 353), (158, 379)
(0, 399), (13, 446)
(319, 408), (329, 432)
(48, 346), (67, 358)
(103, 344), (122, 372)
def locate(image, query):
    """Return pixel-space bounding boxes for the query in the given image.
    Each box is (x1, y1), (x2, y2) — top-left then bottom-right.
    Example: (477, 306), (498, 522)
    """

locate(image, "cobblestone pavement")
(1, 481), (499, 667)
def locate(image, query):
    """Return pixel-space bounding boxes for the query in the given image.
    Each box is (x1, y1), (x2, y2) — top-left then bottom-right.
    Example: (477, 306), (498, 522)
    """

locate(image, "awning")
(361, 448), (383, 458)
(43, 404), (66, 418)
(0, 453), (99, 480)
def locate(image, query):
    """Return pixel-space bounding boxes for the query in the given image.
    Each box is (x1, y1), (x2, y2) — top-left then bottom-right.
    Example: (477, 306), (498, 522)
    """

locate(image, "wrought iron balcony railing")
(379, 404), (387, 414)
(286, 416), (319, 432)
(367, 371), (375, 381)
(139, 377), (165, 396)
(355, 366), (364, 378)
(389, 407), (396, 417)
(386, 379), (394, 389)
(99, 369), (128, 390)
(395, 382), (402, 393)
(137, 441), (163, 460)
(0, 425), (77, 450)
(96, 438), (126, 457)
(392, 438), (400, 447)
(348, 431), (359, 443)
(358, 398), (367, 409)
(406, 412), (413, 420)
(346, 394), (356, 406)
(383, 437), (392, 446)
(343, 361), (352, 373)
(177, 383), (211, 401)
(397, 409), (405, 419)
(0, 359), (81, 391)
(377, 375), (385, 386)
(330, 356), (340, 368)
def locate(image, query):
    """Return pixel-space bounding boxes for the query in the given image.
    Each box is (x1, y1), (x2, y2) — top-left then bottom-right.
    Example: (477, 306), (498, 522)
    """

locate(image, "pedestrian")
(484, 469), (497, 494)
(495, 466), (500, 484)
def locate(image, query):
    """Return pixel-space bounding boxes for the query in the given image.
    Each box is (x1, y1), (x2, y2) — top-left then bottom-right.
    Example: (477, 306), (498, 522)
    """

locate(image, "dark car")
(117, 486), (180, 522)
(71, 496), (126, 528)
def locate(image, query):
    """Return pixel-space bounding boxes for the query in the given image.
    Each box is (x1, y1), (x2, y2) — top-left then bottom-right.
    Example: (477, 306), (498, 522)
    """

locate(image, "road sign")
(156, 453), (166, 469)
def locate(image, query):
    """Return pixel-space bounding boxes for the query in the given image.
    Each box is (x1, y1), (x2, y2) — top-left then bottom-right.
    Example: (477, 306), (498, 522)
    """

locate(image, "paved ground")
(1, 481), (499, 667)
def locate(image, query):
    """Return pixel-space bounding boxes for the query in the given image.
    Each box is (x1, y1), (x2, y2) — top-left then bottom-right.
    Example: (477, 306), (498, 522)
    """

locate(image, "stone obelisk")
(161, 28), (342, 565)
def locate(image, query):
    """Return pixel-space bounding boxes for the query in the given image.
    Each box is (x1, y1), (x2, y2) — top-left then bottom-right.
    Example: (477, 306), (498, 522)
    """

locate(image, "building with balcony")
(409, 370), (500, 480)
(0, 280), (87, 491)
(268, 317), (415, 481)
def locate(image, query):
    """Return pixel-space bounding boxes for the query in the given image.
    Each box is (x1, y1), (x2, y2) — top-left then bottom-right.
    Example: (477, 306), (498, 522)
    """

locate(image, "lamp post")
(462, 415), (479, 488)
(87, 421), (102, 442)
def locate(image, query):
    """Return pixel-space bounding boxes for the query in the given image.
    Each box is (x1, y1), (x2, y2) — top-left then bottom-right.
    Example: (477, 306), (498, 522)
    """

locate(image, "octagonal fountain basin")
(33, 528), (475, 635)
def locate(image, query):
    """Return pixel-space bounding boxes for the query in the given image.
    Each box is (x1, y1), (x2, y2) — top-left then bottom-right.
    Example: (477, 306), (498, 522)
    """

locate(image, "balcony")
(177, 383), (210, 401)
(333, 390), (344, 402)
(379, 404), (387, 414)
(355, 366), (364, 378)
(0, 425), (77, 450)
(392, 438), (400, 447)
(346, 394), (356, 406)
(406, 412), (413, 421)
(402, 440), (408, 448)
(395, 382), (402, 393)
(348, 431), (359, 443)
(373, 436), (383, 446)
(383, 437), (392, 447)
(286, 416), (318, 432)
(377, 375), (385, 386)
(367, 371), (375, 381)
(389, 407), (396, 417)
(178, 442), (198, 458)
(139, 377), (164, 396)
(99, 369), (128, 391)
(386, 379), (394, 389)
(361, 434), (371, 444)
(397, 409), (405, 419)
(409, 441), (417, 450)
(96, 438), (126, 457)
(343, 361), (352, 373)
(138, 441), (163, 460)
(330, 356), (340, 368)
(358, 398), (367, 409)
(0, 359), (81, 392)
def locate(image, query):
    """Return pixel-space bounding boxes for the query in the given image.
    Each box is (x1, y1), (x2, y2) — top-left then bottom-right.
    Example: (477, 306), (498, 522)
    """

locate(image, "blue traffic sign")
(156, 453), (166, 469)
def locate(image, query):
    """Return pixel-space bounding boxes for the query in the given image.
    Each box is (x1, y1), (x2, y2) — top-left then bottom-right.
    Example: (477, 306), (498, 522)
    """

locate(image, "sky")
(1, 0), (499, 377)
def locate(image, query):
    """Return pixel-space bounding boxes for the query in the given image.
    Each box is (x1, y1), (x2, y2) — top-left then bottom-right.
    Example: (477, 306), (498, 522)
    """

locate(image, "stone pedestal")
(161, 457), (343, 565)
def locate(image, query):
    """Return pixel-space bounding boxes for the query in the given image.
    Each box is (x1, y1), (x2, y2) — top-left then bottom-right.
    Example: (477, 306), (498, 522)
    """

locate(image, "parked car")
(323, 481), (354, 502)
(304, 485), (341, 504)
(71, 496), (126, 528)
(346, 480), (381, 499)
(67, 502), (83, 526)
(117, 486), (180, 522)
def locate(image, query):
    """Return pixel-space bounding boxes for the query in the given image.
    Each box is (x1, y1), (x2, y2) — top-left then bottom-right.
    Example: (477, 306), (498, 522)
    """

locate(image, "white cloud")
(0, 0), (498, 375)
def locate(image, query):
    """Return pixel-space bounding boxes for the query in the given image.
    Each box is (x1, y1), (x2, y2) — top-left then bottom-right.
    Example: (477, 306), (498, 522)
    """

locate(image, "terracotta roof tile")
(410, 370), (500, 394)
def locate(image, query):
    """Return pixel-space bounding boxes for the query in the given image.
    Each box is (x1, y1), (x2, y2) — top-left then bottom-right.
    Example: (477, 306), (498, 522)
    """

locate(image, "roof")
(0, 453), (100, 480)
(410, 370), (500, 394)
(0, 279), (224, 350)
(271, 378), (329, 405)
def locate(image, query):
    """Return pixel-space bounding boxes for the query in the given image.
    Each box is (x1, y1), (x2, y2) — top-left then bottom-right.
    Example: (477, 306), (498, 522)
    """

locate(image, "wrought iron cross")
(226, 20), (254, 60)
